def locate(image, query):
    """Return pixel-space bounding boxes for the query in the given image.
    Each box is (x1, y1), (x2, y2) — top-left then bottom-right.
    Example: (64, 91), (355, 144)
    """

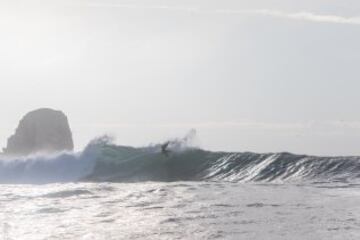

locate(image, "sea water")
(1, 182), (360, 240)
(1, 140), (360, 239)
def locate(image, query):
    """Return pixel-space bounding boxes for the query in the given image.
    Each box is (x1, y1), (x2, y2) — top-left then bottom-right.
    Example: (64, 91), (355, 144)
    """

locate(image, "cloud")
(236, 9), (360, 25)
(84, 3), (360, 25)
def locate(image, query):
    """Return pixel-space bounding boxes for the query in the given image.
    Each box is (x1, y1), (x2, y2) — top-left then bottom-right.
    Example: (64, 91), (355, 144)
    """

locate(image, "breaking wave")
(1, 134), (360, 184)
(0, 138), (103, 184)
(86, 144), (360, 183)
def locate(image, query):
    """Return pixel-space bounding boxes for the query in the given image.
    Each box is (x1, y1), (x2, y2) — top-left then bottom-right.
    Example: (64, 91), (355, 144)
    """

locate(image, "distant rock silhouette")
(3, 108), (74, 156)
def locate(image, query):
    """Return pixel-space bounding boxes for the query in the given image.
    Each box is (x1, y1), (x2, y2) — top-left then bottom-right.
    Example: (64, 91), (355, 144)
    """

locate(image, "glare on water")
(1, 182), (360, 240)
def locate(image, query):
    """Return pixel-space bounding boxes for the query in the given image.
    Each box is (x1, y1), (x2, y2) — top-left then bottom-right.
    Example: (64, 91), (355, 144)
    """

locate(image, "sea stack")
(3, 108), (74, 156)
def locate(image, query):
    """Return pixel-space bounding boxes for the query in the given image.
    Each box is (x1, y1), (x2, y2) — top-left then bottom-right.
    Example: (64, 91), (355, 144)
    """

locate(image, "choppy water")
(1, 182), (360, 240)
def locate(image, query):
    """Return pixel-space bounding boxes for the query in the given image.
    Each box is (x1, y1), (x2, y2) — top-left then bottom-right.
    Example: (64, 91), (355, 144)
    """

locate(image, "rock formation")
(3, 108), (74, 156)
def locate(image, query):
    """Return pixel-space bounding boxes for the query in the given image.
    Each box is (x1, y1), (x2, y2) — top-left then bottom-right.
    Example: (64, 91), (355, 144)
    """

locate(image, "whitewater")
(1, 137), (360, 239)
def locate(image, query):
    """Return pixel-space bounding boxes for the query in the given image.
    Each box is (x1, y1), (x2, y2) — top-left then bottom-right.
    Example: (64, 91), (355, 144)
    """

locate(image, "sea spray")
(0, 136), (106, 184)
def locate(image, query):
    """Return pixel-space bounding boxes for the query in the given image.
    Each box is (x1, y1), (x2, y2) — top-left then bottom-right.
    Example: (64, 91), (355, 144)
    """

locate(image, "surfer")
(161, 141), (171, 157)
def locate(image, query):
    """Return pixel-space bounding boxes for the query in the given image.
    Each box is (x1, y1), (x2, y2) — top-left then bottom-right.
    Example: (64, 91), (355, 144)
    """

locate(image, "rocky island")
(2, 108), (74, 156)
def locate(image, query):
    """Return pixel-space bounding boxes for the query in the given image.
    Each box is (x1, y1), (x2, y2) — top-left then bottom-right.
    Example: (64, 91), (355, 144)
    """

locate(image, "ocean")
(0, 139), (360, 239)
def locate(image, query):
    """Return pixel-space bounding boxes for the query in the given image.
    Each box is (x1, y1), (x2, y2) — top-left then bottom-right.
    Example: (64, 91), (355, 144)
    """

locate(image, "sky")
(1, 0), (360, 156)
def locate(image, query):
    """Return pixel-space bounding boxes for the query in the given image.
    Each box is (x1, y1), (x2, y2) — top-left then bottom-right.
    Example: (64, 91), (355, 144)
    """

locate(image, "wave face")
(1, 140), (360, 184)
(85, 144), (360, 183)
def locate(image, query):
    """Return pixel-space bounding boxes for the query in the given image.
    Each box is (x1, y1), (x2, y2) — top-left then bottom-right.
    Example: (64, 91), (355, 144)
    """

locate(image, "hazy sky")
(1, 0), (360, 155)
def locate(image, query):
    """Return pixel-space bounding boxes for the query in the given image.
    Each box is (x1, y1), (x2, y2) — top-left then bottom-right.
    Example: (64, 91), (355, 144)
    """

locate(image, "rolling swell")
(86, 144), (360, 183)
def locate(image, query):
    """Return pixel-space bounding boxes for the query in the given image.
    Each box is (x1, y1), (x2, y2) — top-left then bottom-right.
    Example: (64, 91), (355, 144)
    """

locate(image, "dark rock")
(3, 108), (74, 156)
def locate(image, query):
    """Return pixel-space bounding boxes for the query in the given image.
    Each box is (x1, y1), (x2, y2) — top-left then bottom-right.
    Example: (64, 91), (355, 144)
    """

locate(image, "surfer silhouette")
(161, 141), (171, 157)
